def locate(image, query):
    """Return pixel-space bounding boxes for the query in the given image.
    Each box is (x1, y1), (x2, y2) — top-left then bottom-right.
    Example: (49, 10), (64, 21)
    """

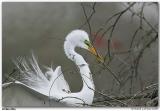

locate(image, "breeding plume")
(2, 30), (103, 107)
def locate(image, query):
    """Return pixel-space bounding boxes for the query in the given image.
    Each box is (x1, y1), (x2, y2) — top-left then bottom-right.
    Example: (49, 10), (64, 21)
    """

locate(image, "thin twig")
(2, 68), (17, 83)
(127, 83), (158, 104)
(80, 3), (96, 42)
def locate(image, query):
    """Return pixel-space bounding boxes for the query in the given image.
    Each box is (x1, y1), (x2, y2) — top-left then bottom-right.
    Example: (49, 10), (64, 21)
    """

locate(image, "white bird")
(2, 29), (103, 107)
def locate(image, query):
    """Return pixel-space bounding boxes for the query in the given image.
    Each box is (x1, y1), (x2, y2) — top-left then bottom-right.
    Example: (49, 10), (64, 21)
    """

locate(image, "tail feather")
(13, 53), (50, 94)
(29, 53), (43, 75)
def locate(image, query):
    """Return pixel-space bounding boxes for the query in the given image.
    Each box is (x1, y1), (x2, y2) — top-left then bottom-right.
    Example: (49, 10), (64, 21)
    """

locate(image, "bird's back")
(2, 56), (72, 107)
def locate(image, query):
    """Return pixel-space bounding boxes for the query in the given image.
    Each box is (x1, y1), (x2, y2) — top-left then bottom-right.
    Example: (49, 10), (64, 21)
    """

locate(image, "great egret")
(2, 29), (103, 107)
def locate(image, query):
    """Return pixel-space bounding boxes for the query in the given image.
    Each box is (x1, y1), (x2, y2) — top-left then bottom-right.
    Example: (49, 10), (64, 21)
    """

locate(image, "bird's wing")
(3, 81), (48, 97)
(2, 81), (66, 107)
(11, 52), (70, 100)
(50, 66), (70, 93)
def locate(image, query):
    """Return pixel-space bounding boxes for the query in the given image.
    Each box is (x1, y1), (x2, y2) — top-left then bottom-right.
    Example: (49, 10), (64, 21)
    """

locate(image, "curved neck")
(63, 40), (95, 105)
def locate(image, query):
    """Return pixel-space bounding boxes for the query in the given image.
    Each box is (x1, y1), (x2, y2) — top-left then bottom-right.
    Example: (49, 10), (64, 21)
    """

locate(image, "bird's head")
(66, 30), (104, 63)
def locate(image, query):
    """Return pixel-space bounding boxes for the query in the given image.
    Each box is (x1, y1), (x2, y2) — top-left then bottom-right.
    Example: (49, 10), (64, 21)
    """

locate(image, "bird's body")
(2, 30), (102, 107)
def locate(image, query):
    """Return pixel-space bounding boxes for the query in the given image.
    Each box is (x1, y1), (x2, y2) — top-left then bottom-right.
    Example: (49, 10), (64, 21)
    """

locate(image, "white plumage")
(3, 29), (102, 107)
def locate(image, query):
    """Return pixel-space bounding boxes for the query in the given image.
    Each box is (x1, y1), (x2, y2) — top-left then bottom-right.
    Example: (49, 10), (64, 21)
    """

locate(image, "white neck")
(61, 40), (95, 105)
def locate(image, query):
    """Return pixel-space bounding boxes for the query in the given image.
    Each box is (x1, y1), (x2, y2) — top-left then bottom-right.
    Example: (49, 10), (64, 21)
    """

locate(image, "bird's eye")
(84, 40), (91, 47)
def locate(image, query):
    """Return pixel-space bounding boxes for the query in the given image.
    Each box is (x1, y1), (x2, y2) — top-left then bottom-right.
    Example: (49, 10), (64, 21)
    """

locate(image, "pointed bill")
(88, 45), (104, 63)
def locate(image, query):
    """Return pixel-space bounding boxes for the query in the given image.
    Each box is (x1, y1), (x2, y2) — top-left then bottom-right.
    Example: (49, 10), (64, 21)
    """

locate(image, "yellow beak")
(88, 45), (104, 63)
